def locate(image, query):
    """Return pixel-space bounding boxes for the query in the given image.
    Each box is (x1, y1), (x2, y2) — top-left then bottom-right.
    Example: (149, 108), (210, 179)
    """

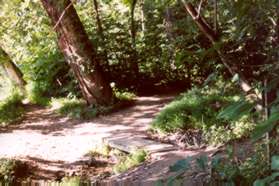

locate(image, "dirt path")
(0, 95), (178, 179)
(0, 94), (218, 183)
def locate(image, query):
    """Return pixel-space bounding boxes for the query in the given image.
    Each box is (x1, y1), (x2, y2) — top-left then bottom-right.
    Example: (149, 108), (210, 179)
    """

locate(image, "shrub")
(0, 89), (24, 126)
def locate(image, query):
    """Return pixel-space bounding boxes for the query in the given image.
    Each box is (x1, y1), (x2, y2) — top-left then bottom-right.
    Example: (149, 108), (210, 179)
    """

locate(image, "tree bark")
(40, 0), (113, 105)
(0, 47), (26, 92)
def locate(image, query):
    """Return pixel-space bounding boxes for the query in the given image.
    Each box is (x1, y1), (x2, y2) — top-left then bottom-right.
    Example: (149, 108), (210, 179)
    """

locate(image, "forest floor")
(0, 94), (218, 184)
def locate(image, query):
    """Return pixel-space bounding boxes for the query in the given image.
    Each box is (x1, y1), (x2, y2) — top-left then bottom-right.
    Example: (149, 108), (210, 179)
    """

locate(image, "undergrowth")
(0, 89), (24, 126)
(166, 142), (272, 186)
(151, 82), (255, 145)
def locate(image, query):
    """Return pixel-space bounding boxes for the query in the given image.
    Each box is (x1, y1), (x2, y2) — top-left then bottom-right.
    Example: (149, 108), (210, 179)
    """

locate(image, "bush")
(0, 89), (24, 126)
(50, 97), (98, 119)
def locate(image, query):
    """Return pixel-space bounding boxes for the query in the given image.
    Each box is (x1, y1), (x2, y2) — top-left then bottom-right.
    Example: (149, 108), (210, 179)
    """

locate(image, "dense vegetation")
(0, 0), (279, 184)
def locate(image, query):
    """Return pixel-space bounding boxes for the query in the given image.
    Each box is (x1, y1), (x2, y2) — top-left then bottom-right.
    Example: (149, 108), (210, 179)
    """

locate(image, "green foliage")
(0, 89), (24, 126)
(151, 83), (255, 145)
(252, 111), (279, 141)
(113, 149), (147, 174)
(218, 99), (256, 121)
(50, 97), (98, 119)
(88, 143), (112, 158)
(196, 155), (208, 171)
(205, 116), (255, 145)
(167, 144), (271, 185)
(26, 81), (50, 106)
(0, 158), (26, 181)
(211, 144), (269, 185)
(253, 155), (279, 186)
(151, 87), (232, 133)
(1, 0), (78, 104)
(113, 86), (136, 101)
(0, 74), (13, 101)
(60, 176), (82, 186)
(169, 157), (191, 172)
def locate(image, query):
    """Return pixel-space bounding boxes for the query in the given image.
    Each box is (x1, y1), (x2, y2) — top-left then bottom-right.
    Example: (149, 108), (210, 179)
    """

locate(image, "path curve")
(0, 95), (174, 171)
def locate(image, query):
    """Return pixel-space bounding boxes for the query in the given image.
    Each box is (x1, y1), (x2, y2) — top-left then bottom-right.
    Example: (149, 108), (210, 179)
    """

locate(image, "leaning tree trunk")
(40, 0), (113, 105)
(0, 47), (26, 92)
(182, 3), (258, 95)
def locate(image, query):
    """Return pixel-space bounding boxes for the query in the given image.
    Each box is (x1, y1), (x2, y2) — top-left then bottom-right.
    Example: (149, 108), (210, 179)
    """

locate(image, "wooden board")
(104, 136), (176, 153)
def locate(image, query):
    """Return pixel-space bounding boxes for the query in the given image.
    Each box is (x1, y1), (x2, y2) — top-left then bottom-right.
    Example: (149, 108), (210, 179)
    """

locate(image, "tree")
(181, 1), (260, 101)
(0, 47), (26, 92)
(92, 0), (109, 66)
(40, 0), (113, 105)
(130, 0), (139, 76)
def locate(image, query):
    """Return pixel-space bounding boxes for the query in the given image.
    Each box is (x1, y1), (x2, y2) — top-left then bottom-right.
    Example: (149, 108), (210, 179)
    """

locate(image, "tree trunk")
(131, 0), (137, 49)
(0, 47), (26, 92)
(40, 0), (113, 105)
(130, 0), (139, 75)
(140, 0), (145, 33)
(93, 0), (105, 40)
